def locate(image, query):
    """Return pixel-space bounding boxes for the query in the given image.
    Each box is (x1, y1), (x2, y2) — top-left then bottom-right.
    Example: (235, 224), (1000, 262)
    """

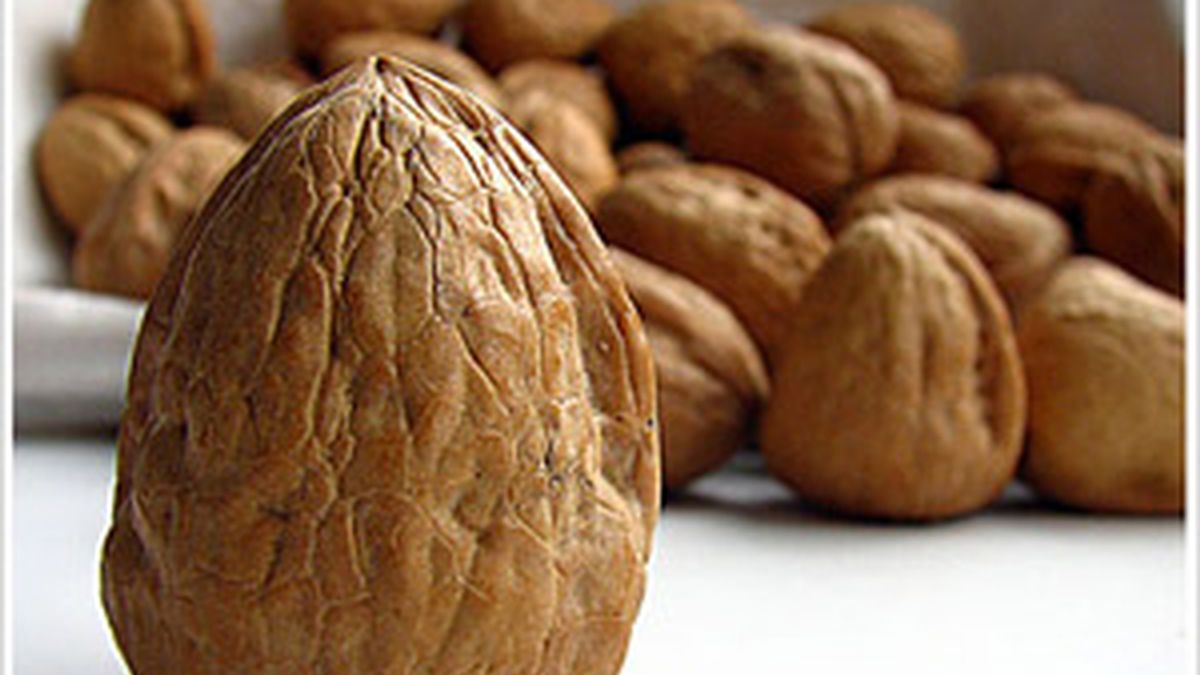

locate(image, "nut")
(70, 0), (216, 111)
(683, 28), (899, 205)
(320, 31), (505, 110)
(1017, 258), (1184, 513)
(807, 2), (965, 108)
(37, 94), (174, 234)
(610, 248), (769, 491)
(596, 163), (830, 359)
(193, 64), (312, 140)
(960, 72), (1077, 152)
(462, 0), (616, 72)
(760, 213), (1026, 521)
(615, 142), (687, 175)
(73, 127), (246, 299)
(890, 101), (999, 183)
(498, 59), (619, 142)
(836, 175), (1071, 310)
(284, 0), (460, 56)
(101, 57), (659, 674)
(598, 0), (754, 135)
(507, 90), (619, 212)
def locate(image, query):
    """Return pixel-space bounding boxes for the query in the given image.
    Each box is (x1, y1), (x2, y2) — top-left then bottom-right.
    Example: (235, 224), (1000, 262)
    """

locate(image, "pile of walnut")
(45, 0), (1181, 532)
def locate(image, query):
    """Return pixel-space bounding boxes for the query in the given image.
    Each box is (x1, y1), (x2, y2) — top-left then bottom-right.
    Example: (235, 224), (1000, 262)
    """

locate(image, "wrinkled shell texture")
(498, 60), (619, 142)
(508, 91), (619, 213)
(1018, 258), (1184, 513)
(615, 142), (687, 175)
(102, 58), (659, 674)
(598, 0), (754, 135)
(837, 175), (1071, 310)
(195, 66), (310, 140)
(596, 163), (830, 359)
(808, 2), (965, 108)
(960, 72), (1077, 151)
(610, 249), (769, 491)
(73, 128), (246, 299)
(684, 28), (899, 204)
(761, 214), (1026, 520)
(70, 0), (215, 111)
(320, 32), (505, 111)
(37, 94), (174, 234)
(462, 0), (616, 71)
(890, 102), (998, 183)
(284, 0), (460, 55)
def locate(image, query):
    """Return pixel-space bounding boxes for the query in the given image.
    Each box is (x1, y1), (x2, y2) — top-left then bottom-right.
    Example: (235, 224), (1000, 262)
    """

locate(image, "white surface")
(14, 438), (1187, 675)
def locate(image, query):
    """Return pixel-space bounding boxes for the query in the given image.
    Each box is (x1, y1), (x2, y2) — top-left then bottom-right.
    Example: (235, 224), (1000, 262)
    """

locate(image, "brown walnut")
(615, 142), (687, 175)
(960, 72), (1077, 152)
(194, 64), (313, 140)
(498, 60), (619, 142)
(462, 0), (616, 72)
(284, 0), (460, 56)
(890, 101), (999, 183)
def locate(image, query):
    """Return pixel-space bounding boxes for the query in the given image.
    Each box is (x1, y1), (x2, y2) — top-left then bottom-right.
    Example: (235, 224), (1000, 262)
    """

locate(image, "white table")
(14, 436), (1187, 675)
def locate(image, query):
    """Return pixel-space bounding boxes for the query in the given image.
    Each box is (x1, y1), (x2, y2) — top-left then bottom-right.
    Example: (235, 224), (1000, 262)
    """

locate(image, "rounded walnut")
(807, 2), (966, 108)
(73, 128), (246, 299)
(1017, 258), (1183, 514)
(194, 64), (313, 140)
(837, 175), (1071, 310)
(890, 102), (999, 183)
(683, 28), (899, 205)
(462, 0), (615, 71)
(596, 163), (831, 359)
(761, 213), (1026, 521)
(498, 60), (618, 141)
(37, 94), (174, 234)
(611, 249), (769, 491)
(69, 0), (216, 111)
(960, 72), (1077, 152)
(615, 142), (687, 175)
(284, 0), (460, 56)
(598, 0), (754, 135)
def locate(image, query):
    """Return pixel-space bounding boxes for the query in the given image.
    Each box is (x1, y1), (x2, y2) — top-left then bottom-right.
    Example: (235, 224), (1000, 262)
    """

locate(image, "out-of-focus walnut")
(73, 127), (246, 299)
(193, 63), (314, 140)
(69, 0), (216, 111)
(498, 59), (618, 141)
(890, 101), (999, 183)
(615, 142), (687, 175)
(283, 0), (460, 56)
(37, 94), (174, 235)
(462, 0), (615, 71)
(960, 72), (1077, 152)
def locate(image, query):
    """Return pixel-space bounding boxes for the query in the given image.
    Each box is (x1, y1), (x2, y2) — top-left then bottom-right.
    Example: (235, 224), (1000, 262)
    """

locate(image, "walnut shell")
(683, 28), (899, 205)
(498, 60), (618, 142)
(101, 57), (658, 674)
(507, 90), (618, 212)
(319, 31), (505, 110)
(760, 213), (1026, 521)
(70, 0), (216, 111)
(960, 72), (1077, 152)
(837, 175), (1071, 310)
(615, 142), (687, 175)
(284, 0), (460, 56)
(598, 0), (754, 135)
(610, 249), (769, 491)
(890, 102), (999, 183)
(462, 0), (616, 71)
(1017, 258), (1183, 514)
(37, 94), (174, 234)
(73, 127), (246, 299)
(194, 65), (312, 140)
(807, 2), (965, 108)
(596, 163), (831, 359)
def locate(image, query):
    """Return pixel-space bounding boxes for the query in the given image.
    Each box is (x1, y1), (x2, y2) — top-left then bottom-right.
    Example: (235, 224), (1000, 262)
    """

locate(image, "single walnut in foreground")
(890, 102), (999, 183)
(101, 57), (659, 674)
(761, 213), (1026, 521)
(284, 0), (460, 56)
(1018, 258), (1184, 514)
(462, 0), (615, 71)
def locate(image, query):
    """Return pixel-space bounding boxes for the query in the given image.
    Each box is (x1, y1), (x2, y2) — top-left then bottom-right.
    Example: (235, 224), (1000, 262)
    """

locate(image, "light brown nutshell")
(498, 60), (619, 142)
(596, 163), (831, 360)
(598, 0), (754, 135)
(615, 142), (687, 175)
(320, 31), (505, 110)
(610, 249), (769, 491)
(683, 28), (899, 205)
(37, 94), (174, 234)
(284, 0), (460, 56)
(73, 127), (246, 299)
(760, 213), (1026, 521)
(837, 175), (1071, 310)
(960, 72), (1077, 152)
(70, 0), (215, 111)
(194, 65), (313, 140)
(1018, 258), (1183, 514)
(808, 2), (965, 108)
(462, 0), (616, 72)
(507, 90), (619, 212)
(101, 57), (659, 674)
(890, 102), (999, 183)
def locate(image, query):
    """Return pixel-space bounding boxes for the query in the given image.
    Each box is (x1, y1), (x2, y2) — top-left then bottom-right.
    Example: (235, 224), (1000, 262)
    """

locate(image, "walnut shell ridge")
(101, 57), (660, 674)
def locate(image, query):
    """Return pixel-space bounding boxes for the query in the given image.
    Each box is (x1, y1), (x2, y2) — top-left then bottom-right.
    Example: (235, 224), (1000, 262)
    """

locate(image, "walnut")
(615, 142), (687, 175)
(890, 101), (999, 183)
(960, 72), (1077, 152)
(498, 59), (619, 142)
(193, 64), (313, 140)
(284, 0), (460, 56)
(462, 0), (616, 71)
